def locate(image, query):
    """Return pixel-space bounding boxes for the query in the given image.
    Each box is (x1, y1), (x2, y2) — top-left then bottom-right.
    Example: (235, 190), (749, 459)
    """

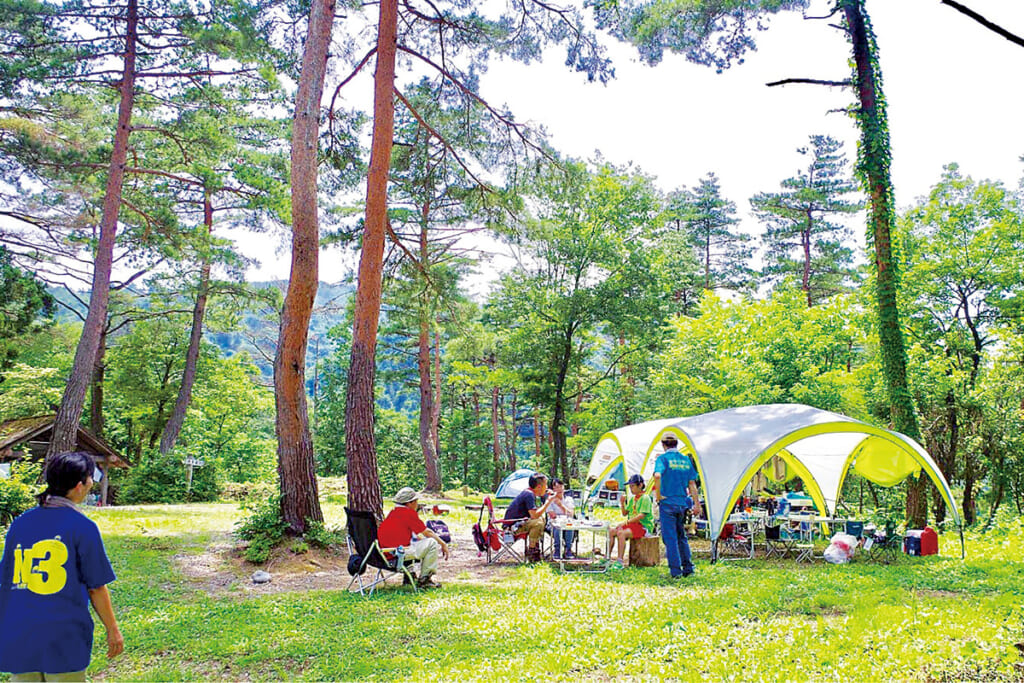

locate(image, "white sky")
(232, 1), (1024, 288)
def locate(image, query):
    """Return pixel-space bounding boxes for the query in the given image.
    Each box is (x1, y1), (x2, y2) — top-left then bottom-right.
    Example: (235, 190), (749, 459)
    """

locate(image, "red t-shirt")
(377, 505), (427, 548)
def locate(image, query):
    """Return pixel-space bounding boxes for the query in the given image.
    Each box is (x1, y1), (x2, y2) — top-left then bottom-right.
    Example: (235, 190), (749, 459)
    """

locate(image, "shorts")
(623, 522), (647, 539)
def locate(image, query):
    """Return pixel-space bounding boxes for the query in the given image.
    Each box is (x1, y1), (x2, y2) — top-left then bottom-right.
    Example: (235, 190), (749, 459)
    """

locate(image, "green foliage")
(234, 495), (288, 564)
(651, 288), (873, 417)
(376, 408), (425, 495)
(751, 135), (863, 305)
(0, 246), (54, 373)
(0, 477), (34, 526)
(301, 518), (345, 549)
(666, 172), (754, 292)
(118, 452), (219, 505)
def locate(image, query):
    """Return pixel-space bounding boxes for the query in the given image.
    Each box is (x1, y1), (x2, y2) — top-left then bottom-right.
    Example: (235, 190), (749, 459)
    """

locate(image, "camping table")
(788, 515), (846, 560)
(550, 518), (612, 573)
(720, 514), (763, 560)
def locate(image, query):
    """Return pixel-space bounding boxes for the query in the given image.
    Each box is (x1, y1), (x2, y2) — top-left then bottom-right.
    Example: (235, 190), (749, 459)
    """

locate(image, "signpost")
(183, 456), (206, 493)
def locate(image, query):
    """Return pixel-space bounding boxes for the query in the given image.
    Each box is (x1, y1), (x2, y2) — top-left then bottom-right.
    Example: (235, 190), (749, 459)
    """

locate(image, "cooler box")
(903, 529), (923, 556)
(920, 526), (938, 556)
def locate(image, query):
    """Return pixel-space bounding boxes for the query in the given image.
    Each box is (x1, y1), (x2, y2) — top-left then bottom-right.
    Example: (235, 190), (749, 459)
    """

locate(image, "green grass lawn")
(5, 503), (1024, 681)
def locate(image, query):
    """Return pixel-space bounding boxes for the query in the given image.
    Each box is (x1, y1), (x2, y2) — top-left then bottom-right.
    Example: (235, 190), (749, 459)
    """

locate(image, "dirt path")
(173, 527), (515, 596)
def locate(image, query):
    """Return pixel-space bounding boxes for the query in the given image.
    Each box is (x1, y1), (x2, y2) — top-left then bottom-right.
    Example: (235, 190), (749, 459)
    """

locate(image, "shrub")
(118, 451), (219, 504)
(234, 495), (288, 564)
(220, 480), (275, 503)
(303, 518), (345, 549)
(0, 477), (34, 526)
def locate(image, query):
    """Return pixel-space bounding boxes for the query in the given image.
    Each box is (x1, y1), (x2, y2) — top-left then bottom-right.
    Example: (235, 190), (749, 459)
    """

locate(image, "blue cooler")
(903, 530), (923, 556)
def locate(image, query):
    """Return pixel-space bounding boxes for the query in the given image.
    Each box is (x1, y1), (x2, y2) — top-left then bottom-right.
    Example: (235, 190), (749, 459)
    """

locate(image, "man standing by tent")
(651, 434), (701, 579)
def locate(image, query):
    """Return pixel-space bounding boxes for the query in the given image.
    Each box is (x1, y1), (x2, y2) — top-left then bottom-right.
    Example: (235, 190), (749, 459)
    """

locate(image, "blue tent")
(495, 468), (536, 499)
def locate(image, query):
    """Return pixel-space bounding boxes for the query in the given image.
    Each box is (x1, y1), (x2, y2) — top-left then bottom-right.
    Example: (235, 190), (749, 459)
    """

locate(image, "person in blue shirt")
(0, 451), (124, 681)
(650, 434), (702, 579)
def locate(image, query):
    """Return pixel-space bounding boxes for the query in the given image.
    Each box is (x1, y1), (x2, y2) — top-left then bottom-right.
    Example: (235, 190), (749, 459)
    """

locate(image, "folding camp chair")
(764, 523), (796, 559)
(865, 520), (901, 564)
(345, 507), (418, 596)
(478, 496), (532, 564)
(717, 523), (754, 560)
(793, 516), (816, 563)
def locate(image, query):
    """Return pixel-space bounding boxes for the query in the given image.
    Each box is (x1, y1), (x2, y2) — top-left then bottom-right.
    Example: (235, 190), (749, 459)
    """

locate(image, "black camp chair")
(345, 507), (418, 596)
(865, 520), (901, 565)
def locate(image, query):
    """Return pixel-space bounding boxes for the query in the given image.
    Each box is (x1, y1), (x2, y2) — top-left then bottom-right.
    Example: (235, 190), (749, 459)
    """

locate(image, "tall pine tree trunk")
(89, 325), (108, 439)
(418, 220), (441, 491)
(432, 329), (441, 458)
(47, 0), (138, 460)
(843, 0), (926, 527)
(491, 386), (502, 489)
(160, 194), (213, 455)
(346, 0), (398, 517)
(275, 0), (335, 533)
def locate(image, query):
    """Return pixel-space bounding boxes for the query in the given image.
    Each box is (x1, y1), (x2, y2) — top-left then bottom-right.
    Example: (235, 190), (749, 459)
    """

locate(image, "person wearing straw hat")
(377, 487), (450, 589)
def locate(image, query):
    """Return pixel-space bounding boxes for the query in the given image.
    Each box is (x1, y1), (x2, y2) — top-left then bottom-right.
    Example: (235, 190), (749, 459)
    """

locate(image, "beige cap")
(394, 487), (420, 504)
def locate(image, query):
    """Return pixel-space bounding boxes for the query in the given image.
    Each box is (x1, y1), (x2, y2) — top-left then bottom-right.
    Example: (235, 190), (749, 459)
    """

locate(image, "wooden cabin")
(0, 415), (130, 506)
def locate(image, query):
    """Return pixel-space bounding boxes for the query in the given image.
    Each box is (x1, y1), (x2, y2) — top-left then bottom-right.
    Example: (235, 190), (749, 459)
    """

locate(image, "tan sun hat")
(394, 487), (420, 504)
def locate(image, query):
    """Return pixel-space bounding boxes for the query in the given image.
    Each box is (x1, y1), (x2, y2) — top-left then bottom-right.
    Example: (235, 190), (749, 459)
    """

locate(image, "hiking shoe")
(608, 560), (624, 571)
(563, 551), (575, 559)
(417, 575), (442, 589)
(402, 571), (418, 586)
(526, 547), (543, 563)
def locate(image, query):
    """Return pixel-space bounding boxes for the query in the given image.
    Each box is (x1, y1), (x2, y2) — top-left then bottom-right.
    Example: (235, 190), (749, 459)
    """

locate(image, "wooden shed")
(0, 415), (130, 506)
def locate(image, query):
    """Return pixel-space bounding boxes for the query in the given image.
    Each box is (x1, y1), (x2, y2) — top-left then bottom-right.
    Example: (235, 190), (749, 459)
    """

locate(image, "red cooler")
(920, 526), (938, 556)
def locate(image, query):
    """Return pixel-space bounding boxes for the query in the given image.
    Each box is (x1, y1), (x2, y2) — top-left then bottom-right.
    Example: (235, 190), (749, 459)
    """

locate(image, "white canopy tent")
(583, 404), (963, 560)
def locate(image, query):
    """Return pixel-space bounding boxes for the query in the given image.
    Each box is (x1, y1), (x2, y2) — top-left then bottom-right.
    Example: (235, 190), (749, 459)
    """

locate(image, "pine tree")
(752, 135), (863, 306)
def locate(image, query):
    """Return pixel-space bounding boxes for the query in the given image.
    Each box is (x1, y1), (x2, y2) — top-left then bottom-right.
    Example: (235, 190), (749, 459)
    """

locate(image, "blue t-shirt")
(655, 449), (699, 508)
(504, 489), (540, 521)
(0, 506), (116, 674)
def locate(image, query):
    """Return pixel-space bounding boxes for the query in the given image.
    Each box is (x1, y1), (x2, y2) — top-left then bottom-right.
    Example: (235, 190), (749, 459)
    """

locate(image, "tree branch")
(940, 0), (1024, 48)
(766, 77), (852, 88)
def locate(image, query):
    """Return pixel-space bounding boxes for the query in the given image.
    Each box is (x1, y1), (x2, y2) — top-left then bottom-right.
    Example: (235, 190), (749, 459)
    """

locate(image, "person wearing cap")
(377, 487), (450, 589)
(0, 451), (124, 681)
(607, 474), (655, 569)
(650, 434), (702, 579)
(503, 473), (555, 562)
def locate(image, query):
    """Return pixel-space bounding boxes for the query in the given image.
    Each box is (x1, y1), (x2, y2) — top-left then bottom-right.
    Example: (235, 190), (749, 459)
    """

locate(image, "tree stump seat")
(629, 535), (661, 567)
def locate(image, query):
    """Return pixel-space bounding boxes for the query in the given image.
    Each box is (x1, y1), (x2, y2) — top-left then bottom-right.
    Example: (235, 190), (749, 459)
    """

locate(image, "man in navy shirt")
(651, 434), (702, 578)
(0, 452), (124, 680)
(504, 473), (556, 562)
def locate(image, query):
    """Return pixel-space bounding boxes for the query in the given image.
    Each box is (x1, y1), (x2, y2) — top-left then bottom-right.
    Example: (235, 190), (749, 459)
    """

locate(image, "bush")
(303, 518), (345, 549)
(219, 480), (276, 503)
(118, 451), (219, 504)
(0, 477), (34, 526)
(234, 495), (288, 564)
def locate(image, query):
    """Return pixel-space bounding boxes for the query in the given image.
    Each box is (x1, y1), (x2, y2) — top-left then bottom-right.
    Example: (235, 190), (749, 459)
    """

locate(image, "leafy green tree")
(666, 173), (753, 292)
(900, 164), (1024, 523)
(488, 159), (668, 479)
(650, 288), (872, 418)
(0, 246), (54, 373)
(751, 135), (862, 306)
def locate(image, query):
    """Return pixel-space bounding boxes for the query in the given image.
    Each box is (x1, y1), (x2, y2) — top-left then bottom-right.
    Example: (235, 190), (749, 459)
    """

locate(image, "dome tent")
(495, 468), (537, 499)
(584, 404), (963, 560)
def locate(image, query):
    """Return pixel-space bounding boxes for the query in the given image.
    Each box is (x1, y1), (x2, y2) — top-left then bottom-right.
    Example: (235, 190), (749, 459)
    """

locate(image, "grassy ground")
(4, 503), (1024, 681)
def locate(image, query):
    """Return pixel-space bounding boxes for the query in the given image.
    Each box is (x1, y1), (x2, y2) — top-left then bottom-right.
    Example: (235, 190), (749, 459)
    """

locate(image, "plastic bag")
(823, 532), (858, 564)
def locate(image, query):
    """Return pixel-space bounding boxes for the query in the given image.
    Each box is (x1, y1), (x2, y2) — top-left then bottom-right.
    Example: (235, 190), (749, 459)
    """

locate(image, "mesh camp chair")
(865, 520), (901, 564)
(793, 516), (816, 563)
(478, 496), (532, 564)
(717, 523), (754, 560)
(345, 507), (418, 596)
(764, 523), (796, 559)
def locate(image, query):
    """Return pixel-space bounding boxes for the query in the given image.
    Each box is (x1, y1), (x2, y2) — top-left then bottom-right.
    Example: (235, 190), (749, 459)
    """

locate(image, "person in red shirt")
(377, 487), (450, 589)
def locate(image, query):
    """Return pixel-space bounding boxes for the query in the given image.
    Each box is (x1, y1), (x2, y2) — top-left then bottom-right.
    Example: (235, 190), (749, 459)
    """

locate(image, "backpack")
(426, 519), (451, 543)
(472, 523), (488, 552)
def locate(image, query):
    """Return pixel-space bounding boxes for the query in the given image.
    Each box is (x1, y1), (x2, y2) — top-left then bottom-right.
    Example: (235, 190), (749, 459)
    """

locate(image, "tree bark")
(275, 0), (335, 533)
(491, 385), (502, 490)
(345, 0), (398, 518)
(432, 329), (442, 458)
(159, 194), (213, 455)
(418, 220), (441, 491)
(508, 389), (518, 471)
(89, 324), (108, 439)
(843, 0), (926, 527)
(47, 0), (138, 461)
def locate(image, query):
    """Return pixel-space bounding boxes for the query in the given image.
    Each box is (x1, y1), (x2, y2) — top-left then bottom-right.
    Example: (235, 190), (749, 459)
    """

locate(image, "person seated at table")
(546, 478), (576, 559)
(504, 473), (556, 562)
(607, 474), (655, 569)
